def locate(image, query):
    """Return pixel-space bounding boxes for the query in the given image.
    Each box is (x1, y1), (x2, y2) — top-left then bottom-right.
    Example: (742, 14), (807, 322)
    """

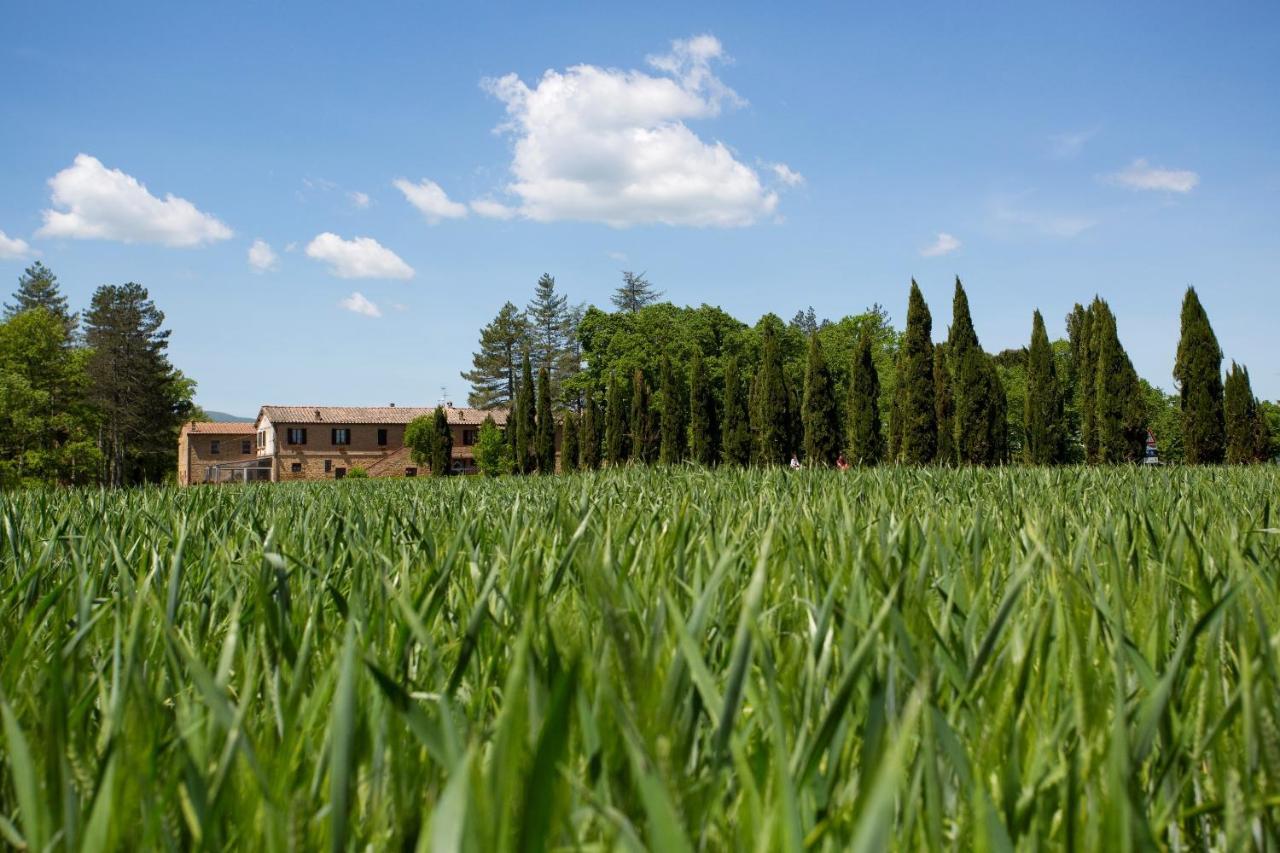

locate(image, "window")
(290, 462), (302, 474)
(257, 431), (265, 449)
(287, 428), (307, 445)
(405, 467), (417, 477)
(241, 439), (252, 454)
(332, 428), (350, 446)
(324, 460), (332, 473)
(377, 428), (388, 446)
(210, 440), (221, 455)
(334, 467), (347, 480)
(462, 429), (478, 446)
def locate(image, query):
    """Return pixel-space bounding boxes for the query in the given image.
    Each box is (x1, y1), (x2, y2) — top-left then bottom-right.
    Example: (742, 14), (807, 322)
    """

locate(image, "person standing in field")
(836, 452), (849, 470)
(790, 453), (802, 470)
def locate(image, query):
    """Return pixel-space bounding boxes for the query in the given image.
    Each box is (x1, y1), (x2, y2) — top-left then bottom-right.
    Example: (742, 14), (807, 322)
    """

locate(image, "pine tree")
(890, 281), (936, 463)
(4, 261), (76, 334)
(801, 334), (840, 465)
(948, 278), (1000, 465)
(659, 355), (686, 464)
(752, 323), (791, 465)
(989, 368), (1009, 464)
(933, 344), (955, 464)
(1224, 362), (1267, 464)
(514, 353), (537, 473)
(1174, 287), (1225, 464)
(561, 411), (579, 472)
(630, 369), (658, 463)
(604, 371), (629, 465)
(1024, 310), (1067, 464)
(461, 301), (528, 408)
(846, 333), (883, 464)
(83, 283), (195, 486)
(536, 364), (555, 473)
(688, 350), (717, 466)
(611, 271), (663, 313)
(527, 274), (570, 391)
(721, 355), (751, 466)
(431, 406), (453, 476)
(1092, 301), (1146, 463)
(580, 389), (601, 469)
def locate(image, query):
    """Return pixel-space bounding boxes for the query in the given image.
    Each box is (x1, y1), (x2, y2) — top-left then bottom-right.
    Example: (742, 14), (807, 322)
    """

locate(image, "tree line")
(0, 262), (196, 487)
(465, 273), (1277, 473)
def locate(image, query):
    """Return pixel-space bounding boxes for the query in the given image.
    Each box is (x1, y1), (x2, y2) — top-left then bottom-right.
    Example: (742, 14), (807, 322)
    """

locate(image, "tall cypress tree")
(1067, 302), (1099, 461)
(515, 352), (537, 473)
(1224, 362), (1267, 464)
(1174, 287), (1225, 464)
(580, 389), (601, 469)
(688, 350), (717, 466)
(948, 278), (1000, 465)
(846, 333), (884, 464)
(431, 406), (453, 476)
(752, 323), (791, 465)
(659, 355), (686, 464)
(630, 369), (658, 463)
(721, 355), (751, 466)
(1024, 310), (1067, 464)
(890, 281), (936, 463)
(536, 364), (556, 473)
(561, 411), (579, 472)
(933, 344), (955, 465)
(801, 334), (840, 465)
(604, 371), (629, 466)
(1092, 301), (1146, 463)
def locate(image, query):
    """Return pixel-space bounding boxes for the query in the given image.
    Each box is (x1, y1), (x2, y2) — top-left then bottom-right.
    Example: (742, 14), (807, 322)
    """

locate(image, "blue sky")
(3, 1), (1278, 414)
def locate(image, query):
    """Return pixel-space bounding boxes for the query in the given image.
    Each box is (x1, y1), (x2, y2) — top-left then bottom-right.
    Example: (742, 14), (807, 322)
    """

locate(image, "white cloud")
(248, 239), (279, 273)
(37, 154), (232, 246)
(989, 194), (1096, 238)
(482, 34), (779, 227)
(339, 291), (382, 317)
(769, 162), (805, 187)
(1106, 158), (1199, 193)
(349, 191), (371, 209)
(920, 232), (961, 257)
(394, 178), (468, 223)
(469, 198), (517, 220)
(1048, 128), (1098, 159)
(0, 230), (33, 260)
(305, 232), (414, 279)
(284, 241), (298, 252)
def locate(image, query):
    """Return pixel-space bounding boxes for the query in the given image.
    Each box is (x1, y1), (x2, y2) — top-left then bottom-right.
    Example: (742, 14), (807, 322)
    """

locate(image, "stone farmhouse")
(178, 404), (509, 485)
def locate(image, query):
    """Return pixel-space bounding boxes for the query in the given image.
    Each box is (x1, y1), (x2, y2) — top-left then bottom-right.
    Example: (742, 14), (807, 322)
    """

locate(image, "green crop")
(1, 466), (1278, 849)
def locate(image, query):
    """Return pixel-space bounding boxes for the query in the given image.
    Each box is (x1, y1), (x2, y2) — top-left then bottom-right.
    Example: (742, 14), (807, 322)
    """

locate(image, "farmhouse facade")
(178, 405), (510, 485)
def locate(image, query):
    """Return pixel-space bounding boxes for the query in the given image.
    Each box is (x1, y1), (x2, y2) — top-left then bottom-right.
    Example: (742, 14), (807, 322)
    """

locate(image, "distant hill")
(202, 410), (255, 423)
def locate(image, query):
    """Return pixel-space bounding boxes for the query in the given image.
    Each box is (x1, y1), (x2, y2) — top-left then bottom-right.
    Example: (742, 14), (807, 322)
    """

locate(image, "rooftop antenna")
(438, 385), (448, 406)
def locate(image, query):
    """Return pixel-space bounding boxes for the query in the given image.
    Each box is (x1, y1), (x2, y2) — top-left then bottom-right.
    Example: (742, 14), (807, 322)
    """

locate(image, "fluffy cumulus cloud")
(305, 232), (414, 279)
(481, 35), (783, 227)
(248, 239), (279, 272)
(338, 291), (382, 318)
(1107, 158), (1199, 193)
(920, 232), (961, 257)
(0, 230), (33, 260)
(37, 154), (232, 246)
(394, 179), (468, 223)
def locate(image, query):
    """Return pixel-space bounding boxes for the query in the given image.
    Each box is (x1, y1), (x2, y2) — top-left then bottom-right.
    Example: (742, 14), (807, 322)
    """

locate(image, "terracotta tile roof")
(181, 421), (258, 435)
(257, 405), (508, 426)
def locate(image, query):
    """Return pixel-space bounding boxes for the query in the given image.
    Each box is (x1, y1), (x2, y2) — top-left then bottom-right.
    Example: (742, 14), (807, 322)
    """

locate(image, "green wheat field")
(2, 467), (1279, 850)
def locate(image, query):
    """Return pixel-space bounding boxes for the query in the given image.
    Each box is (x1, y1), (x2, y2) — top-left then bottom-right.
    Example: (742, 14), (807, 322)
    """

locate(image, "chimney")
(446, 401), (453, 408)
(389, 402), (395, 407)
(314, 409), (321, 420)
